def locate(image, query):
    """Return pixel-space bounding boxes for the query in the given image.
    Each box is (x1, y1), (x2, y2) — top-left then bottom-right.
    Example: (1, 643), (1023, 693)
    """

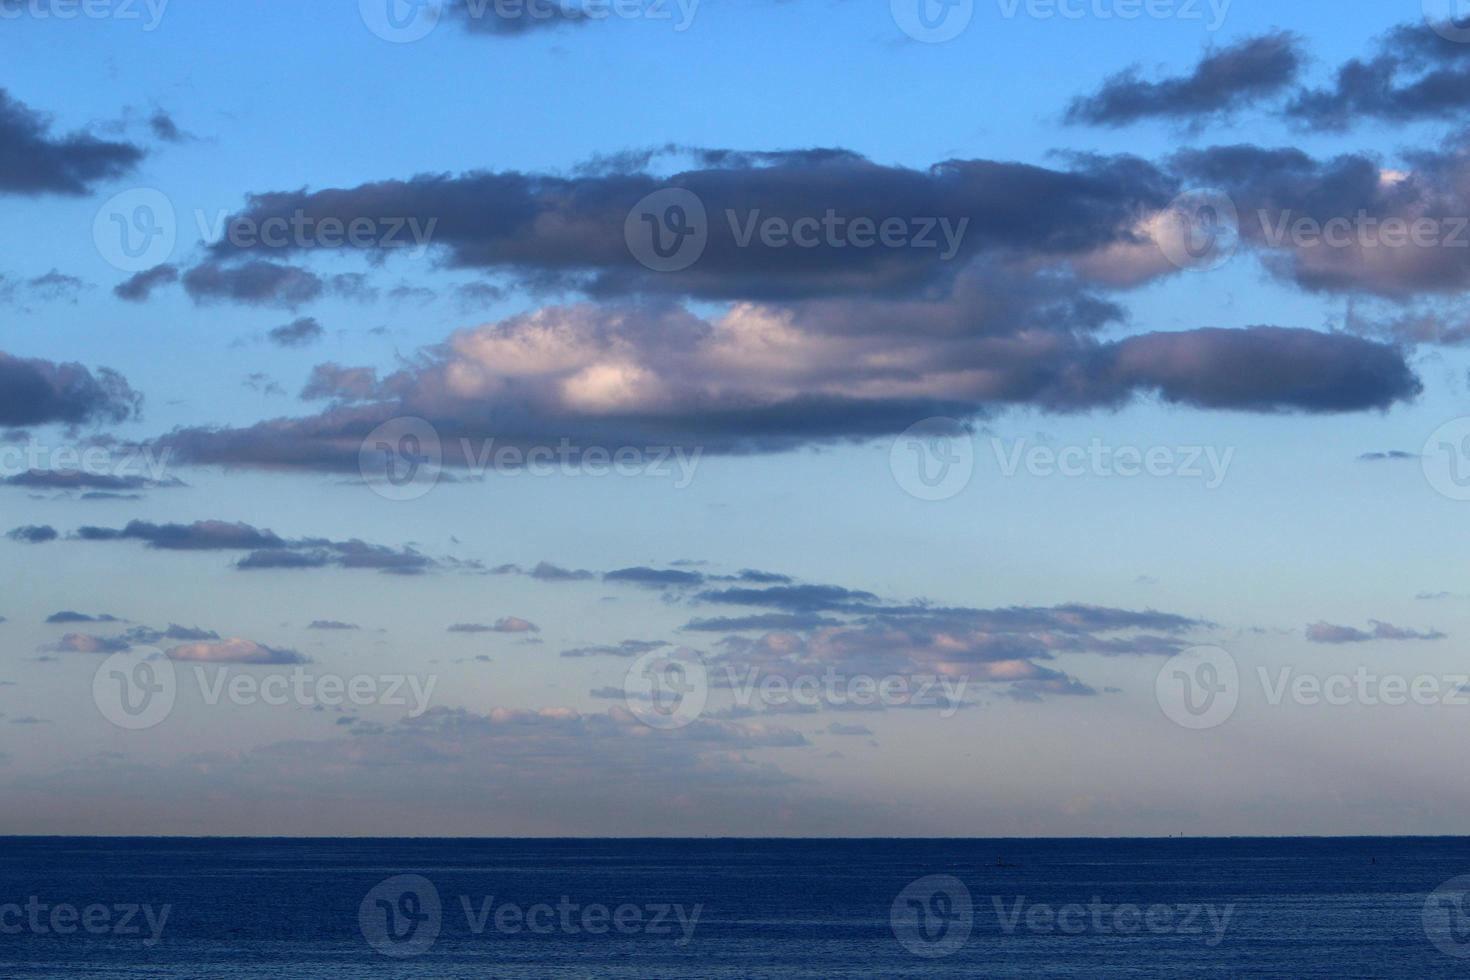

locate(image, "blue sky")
(2, 0), (1470, 836)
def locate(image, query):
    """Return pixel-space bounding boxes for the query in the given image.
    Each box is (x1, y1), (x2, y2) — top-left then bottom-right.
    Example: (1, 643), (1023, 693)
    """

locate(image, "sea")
(0, 836), (1467, 977)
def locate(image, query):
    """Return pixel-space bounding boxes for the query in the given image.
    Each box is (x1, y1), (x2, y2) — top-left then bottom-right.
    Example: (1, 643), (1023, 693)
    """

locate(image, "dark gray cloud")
(45, 611), (120, 624)
(1068, 33), (1303, 126)
(1306, 620), (1447, 644)
(604, 566), (706, 588)
(0, 352), (141, 427)
(1287, 24), (1470, 131)
(1173, 139), (1470, 301)
(65, 519), (445, 575)
(182, 261), (327, 308)
(1, 470), (182, 492)
(0, 88), (143, 195)
(683, 613), (843, 632)
(561, 639), (670, 658)
(194, 148), (1173, 302)
(445, 0), (588, 36)
(308, 620), (360, 631)
(113, 264), (179, 302)
(268, 317), (325, 348)
(696, 583), (881, 613)
(6, 524), (57, 544)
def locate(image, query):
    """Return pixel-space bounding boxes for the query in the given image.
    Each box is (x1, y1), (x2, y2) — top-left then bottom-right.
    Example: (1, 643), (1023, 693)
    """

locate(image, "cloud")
(604, 566), (706, 588)
(65, 519), (448, 575)
(450, 618), (540, 634)
(1, 471), (182, 492)
(444, 0), (589, 36)
(46, 611), (121, 624)
(491, 561), (596, 582)
(113, 264), (179, 302)
(561, 639), (669, 658)
(0, 352), (141, 427)
(6, 524), (57, 544)
(1171, 137), (1470, 301)
(47, 633), (131, 654)
(192, 148), (1171, 303)
(1068, 33), (1303, 126)
(1287, 24), (1470, 131)
(166, 638), (309, 664)
(1306, 620), (1447, 644)
(182, 261), (327, 308)
(683, 613), (843, 632)
(0, 88), (143, 195)
(148, 110), (189, 143)
(268, 317), (325, 348)
(308, 620), (360, 631)
(1359, 450), (1418, 461)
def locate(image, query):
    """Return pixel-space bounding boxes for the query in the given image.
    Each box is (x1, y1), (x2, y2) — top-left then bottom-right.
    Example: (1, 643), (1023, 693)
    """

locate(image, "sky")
(2, 0), (1470, 836)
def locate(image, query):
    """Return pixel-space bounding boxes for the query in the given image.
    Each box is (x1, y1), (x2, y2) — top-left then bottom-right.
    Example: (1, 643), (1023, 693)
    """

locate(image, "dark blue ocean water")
(0, 837), (1467, 977)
